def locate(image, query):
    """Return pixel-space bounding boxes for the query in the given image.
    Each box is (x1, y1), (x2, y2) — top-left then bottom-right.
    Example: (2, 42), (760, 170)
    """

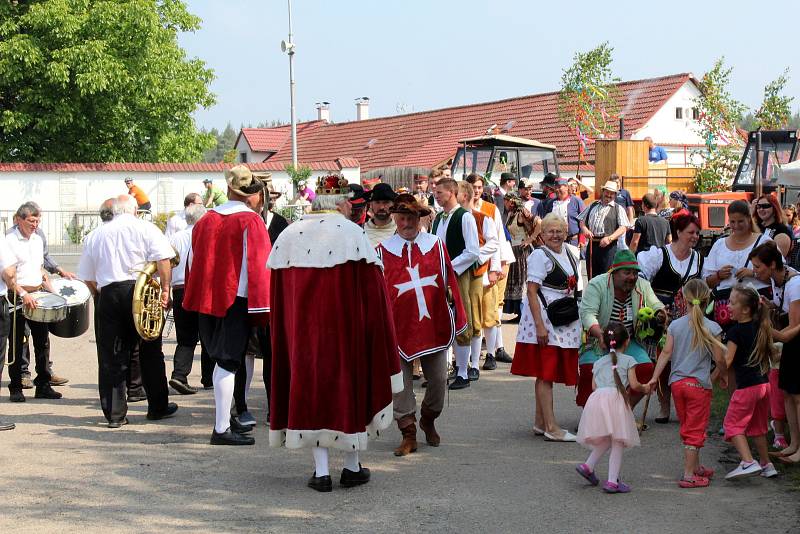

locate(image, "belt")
(172, 284), (184, 290)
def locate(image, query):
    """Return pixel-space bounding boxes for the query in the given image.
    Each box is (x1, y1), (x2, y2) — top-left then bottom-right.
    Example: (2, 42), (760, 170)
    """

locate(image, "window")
(675, 107), (683, 119)
(240, 152), (248, 163)
(692, 107), (700, 120)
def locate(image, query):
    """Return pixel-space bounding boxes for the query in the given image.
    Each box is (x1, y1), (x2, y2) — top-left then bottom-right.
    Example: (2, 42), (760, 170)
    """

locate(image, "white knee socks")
(484, 326), (498, 355)
(312, 446), (330, 477)
(344, 451), (360, 472)
(470, 336), (482, 369)
(608, 442), (624, 483)
(455, 344), (470, 379)
(212, 364), (235, 434)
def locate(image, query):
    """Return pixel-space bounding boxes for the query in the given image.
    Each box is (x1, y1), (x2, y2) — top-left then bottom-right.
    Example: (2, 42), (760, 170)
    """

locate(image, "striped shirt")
(611, 296), (634, 337)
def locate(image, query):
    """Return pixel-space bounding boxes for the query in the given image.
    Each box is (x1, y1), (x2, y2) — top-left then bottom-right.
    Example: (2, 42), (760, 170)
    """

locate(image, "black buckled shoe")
(210, 428), (255, 446)
(467, 367), (480, 381)
(448, 376), (470, 390)
(340, 464), (370, 488)
(308, 472), (333, 492)
(482, 355), (497, 370)
(146, 402), (178, 420)
(9, 389), (25, 403)
(494, 347), (513, 363)
(35, 384), (63, 399)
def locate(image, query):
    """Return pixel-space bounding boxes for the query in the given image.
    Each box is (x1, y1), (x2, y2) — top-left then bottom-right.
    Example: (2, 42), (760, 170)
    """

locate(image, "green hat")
(608, 249), (640, 273)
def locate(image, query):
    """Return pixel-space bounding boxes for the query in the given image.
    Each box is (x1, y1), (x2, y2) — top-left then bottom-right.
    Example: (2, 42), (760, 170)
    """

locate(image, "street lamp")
(281, 0), (298, 167)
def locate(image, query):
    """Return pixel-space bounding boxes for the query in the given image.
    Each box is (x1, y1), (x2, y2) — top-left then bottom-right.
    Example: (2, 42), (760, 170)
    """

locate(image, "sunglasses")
(756, 203), (773, 210)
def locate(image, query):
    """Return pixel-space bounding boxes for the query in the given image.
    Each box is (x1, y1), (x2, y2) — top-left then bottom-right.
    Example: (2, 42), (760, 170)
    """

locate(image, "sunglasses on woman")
(756, 203), (773, 210)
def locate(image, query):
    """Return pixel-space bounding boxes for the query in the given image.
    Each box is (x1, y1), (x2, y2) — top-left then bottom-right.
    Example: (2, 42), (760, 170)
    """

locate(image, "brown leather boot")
(419, 406), (441, 447)
(394, 415), (417, 456)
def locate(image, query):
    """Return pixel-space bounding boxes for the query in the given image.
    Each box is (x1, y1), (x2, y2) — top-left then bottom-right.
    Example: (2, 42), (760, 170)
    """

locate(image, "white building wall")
(631, 81), (715, 166)
(233, 136), (271, 163)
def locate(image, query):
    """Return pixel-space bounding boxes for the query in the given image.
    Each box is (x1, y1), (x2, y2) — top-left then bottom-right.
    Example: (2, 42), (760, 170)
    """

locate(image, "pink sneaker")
(773, 436), (789, 450)
(576, 463), (599, 486)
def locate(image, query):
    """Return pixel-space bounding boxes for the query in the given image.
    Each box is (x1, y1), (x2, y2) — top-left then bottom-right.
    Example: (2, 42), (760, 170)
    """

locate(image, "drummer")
(10, 203), (74, 389)
(577, 249), (666, 409)
(5, 202), (63, 402)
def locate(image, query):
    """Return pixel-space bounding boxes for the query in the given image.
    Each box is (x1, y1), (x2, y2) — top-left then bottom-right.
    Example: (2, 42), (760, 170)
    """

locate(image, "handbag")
(538, 247), (579, 327)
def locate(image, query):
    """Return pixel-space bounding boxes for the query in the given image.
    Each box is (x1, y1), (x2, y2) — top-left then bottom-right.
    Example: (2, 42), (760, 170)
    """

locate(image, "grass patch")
(710, 385), (730, 428)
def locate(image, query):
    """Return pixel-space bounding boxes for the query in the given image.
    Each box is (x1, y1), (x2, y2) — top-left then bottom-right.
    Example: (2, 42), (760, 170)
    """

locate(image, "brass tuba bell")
(132, 249), (180, 341)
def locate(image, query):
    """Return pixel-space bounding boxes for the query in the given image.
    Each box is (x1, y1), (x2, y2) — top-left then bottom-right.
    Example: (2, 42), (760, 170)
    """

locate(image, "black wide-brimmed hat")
(370, 183), (398, 202)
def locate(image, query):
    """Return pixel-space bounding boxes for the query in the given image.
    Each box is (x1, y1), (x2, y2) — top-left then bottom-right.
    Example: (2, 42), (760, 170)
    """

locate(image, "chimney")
(355, 97), (369, 120)
(315, 102), (330, 123)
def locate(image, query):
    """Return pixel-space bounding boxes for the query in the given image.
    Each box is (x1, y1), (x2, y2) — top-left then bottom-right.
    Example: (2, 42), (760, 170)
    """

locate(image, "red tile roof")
(0, 160), (351, 173)
(238, 122), (325, 154)
(263, 73), (695, 171)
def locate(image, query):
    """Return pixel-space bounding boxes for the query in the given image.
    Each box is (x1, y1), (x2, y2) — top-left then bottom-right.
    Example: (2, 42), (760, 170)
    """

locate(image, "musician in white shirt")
(165, 193), (203, 238)
(168, 203), (210, 394)
(78, 195), (177, 428)
(5, 202), (62, 402)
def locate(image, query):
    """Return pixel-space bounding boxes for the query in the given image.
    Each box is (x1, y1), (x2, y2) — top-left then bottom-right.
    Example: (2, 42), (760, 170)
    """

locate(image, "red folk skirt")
(510, 343), (578, 386)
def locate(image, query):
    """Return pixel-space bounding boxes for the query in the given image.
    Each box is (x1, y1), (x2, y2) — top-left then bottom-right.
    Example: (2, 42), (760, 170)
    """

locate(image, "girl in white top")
(575, 321), (650, 494)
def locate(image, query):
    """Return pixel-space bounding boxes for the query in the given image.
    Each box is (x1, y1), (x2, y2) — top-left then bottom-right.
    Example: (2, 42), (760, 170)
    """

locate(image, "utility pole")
(282, 0), (298, 167)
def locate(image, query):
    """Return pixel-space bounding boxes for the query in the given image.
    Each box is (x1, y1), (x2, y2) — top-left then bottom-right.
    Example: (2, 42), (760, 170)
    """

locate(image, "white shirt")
(78, 213), (175, 289)
(0, 238), (18, 293)
(475, 199), (507, 272)
(702, 234), (772, 291)
(476, 212), (500, 273)
(637, 244), (702, 282)
(169, 224), (194, 287)
(165, 210), (188, 237)
(5, 229), (44, 287)
(434, 204), (479, 276)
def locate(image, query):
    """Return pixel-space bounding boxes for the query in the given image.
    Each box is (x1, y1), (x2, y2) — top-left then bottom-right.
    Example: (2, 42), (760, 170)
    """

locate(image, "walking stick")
(638, 389), (652, 433)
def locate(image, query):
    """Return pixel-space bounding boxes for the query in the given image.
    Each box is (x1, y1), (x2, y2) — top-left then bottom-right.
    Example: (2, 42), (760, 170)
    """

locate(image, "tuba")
(132, 250), (180, 341)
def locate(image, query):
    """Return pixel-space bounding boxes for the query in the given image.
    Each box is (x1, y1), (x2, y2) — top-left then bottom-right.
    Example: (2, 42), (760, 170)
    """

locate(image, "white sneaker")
(725, 461), (762, 480)
(760, 463), (779, 478)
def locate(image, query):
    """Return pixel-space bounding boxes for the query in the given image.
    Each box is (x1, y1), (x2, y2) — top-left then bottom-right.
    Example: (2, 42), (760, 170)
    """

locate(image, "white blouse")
(702, 234), (772, 291)
(637, 244), (701, 282)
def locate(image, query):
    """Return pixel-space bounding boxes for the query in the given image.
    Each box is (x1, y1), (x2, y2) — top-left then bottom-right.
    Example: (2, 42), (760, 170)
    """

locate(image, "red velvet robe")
(183, 202), (271, 316)
(378, 233), (467, 361)
(267, 213), (402, 451)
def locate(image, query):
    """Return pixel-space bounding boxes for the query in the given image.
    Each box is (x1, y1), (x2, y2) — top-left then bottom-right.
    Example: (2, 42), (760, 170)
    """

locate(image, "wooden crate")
(594, 140), (649, 198)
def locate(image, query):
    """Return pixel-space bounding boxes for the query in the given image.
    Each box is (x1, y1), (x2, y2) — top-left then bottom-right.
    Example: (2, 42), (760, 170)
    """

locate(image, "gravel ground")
(1, 312), (798, 534)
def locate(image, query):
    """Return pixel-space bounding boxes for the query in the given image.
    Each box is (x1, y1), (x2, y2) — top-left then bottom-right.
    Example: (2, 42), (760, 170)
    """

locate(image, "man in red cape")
(268, 177), (402, 492)
(183, 165), (271, 446)
(377, 194), (467, 456)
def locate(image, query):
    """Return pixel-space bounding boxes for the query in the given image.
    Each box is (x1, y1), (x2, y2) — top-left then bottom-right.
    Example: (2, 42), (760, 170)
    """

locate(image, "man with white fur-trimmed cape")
(268, 176), (403, 493)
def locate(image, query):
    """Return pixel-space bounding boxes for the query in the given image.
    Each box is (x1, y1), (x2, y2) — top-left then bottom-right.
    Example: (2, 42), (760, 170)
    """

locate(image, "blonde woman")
(512, 213), (583, 441)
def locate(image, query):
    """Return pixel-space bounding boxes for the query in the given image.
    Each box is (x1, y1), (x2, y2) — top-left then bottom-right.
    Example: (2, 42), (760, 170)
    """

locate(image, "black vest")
(651, 246), (702, 300)
(432, 207), (467, 261)
(540, 247), (578, 290)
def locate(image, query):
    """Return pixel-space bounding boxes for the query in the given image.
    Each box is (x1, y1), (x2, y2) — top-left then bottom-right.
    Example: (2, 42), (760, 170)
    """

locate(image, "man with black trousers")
(168, 202), (211, 394)
(78, 195), (178, 428)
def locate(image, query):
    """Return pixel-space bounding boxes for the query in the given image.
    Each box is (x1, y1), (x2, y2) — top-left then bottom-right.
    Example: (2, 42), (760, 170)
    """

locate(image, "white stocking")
(312, 446), (330, 477)
(454, 345), (470, 379)
(470, 336), (482, 369)
(344, 450), (360, 472)
(495, 314), (505, 349)
(212, 364), (235, 434)
(484, 326), (499, 355)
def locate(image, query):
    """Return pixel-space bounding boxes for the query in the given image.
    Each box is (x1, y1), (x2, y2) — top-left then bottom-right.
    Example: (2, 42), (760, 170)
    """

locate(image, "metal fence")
(0, 210), (102, 256)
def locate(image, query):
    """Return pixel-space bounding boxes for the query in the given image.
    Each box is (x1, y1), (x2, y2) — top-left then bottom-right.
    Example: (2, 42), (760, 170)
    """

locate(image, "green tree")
(693, 58), (747, 192)
(753, 68), (793, 130)
(285, 163), (312, 187)
(557, 42), (621, 167)
(0, 0), (215, 162)
(202, 122), (238, 162)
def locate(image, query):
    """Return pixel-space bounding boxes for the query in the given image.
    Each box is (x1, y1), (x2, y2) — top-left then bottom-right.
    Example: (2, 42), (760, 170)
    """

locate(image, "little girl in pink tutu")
(575, 321), (651, 493)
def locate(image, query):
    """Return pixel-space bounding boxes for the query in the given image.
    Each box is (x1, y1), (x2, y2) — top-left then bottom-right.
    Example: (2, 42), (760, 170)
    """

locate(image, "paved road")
(2, 319), (798, 534)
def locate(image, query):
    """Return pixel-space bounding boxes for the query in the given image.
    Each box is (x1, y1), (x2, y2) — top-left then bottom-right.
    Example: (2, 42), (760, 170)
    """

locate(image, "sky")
(180, 0), (800, 131)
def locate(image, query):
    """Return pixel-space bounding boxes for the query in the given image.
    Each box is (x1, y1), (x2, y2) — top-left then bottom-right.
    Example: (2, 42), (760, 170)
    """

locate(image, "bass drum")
(22, 292), (67, 323)
(48, 279), (92, 338)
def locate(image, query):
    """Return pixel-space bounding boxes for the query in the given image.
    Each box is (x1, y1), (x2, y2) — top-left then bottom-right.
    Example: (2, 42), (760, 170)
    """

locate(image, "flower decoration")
(567, 275), (577, 292)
